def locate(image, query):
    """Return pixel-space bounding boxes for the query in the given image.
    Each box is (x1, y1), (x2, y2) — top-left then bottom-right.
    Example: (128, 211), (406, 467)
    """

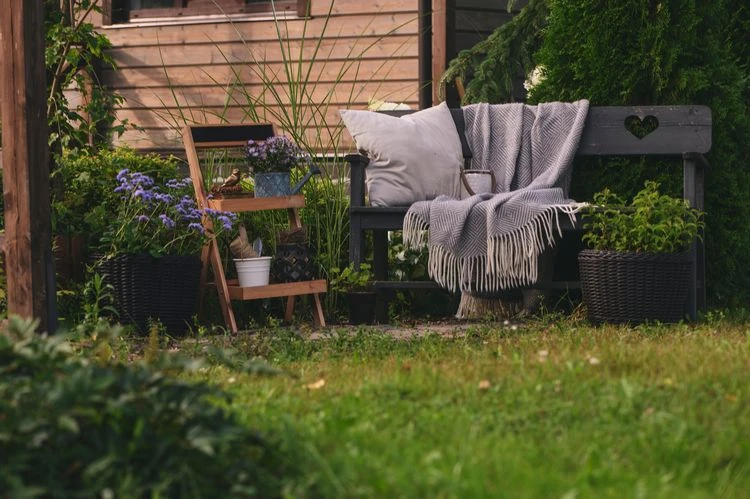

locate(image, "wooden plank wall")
(96, 0), (420, 153)
(439, 0), (527, 106)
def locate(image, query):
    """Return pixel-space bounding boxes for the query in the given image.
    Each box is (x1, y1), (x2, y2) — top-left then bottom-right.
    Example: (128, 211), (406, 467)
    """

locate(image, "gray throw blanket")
(403, 100), (590, 294)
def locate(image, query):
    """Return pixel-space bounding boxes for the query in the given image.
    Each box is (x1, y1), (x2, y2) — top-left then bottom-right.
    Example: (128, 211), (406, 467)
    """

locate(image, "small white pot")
(234, 256), (272, 287)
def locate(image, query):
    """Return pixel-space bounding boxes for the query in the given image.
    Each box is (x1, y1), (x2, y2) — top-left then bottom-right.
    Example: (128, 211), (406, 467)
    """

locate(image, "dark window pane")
(129, 0), (177, 8)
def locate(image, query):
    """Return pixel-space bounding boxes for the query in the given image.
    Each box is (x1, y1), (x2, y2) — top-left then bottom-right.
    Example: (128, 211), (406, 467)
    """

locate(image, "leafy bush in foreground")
(0, 317), (287, 498)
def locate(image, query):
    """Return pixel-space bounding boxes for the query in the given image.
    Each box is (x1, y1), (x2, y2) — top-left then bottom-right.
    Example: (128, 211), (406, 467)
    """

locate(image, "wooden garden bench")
(345, 105), (711, 321)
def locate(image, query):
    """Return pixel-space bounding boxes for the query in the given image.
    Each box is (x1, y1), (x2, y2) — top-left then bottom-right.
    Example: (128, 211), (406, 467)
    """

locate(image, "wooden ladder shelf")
(183, 124), (326, 333)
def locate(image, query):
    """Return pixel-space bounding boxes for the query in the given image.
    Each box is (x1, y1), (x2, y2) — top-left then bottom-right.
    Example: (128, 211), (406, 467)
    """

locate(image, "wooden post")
(418, 0), (432, 109)
(432, 0), (448, 105)
(1, 0), (57, 332)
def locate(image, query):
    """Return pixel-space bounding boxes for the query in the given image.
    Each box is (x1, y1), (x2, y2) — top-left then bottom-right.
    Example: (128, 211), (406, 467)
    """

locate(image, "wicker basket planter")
(578, 249), (692, 324)
(97, 253), (201, 334)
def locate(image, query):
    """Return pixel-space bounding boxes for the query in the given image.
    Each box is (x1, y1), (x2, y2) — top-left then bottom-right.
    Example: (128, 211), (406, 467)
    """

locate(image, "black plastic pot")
(348, 291), (377, 325)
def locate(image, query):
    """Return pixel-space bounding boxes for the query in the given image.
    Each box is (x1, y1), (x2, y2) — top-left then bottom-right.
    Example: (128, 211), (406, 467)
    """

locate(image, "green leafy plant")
(0, 316), (290, 497)
(329, 263), (375, 293)
(387, 230), (428, 281)
(45, 0), (132, 153)
(582, 181), (704, 254)
(52, 148), (182, 242)
(81, 272), (118, 326)
(98, 170), (236, 258)
(440, 0), (548, 104)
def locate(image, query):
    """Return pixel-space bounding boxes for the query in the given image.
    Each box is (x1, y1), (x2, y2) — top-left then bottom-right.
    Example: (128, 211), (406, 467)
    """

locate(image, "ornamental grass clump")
(246, 136), (309, 174)
(99, 169), (236, 257)
(582, 181), (704, 254)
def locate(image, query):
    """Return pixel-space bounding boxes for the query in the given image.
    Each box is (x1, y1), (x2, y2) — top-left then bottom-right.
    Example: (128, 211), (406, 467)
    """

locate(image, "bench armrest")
(345, 153), (369, 208)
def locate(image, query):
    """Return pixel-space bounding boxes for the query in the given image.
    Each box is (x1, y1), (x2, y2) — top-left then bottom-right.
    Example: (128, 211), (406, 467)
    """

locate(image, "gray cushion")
(340, 102), (463, 207)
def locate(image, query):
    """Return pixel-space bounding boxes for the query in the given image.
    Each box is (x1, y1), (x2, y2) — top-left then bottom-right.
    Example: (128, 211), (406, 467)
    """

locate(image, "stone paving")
(304, 318), (517, 340)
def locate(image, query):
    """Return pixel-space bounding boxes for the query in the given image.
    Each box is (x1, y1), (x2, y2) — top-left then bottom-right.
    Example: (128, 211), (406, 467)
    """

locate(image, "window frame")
(107, 0), (308, 24)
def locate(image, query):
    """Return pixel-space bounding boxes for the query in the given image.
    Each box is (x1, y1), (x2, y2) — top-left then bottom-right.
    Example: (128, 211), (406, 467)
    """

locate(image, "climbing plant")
(45, 0), (131, 153)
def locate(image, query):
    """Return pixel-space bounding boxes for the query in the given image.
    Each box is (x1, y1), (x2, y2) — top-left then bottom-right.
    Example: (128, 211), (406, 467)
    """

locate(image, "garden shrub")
(0, 317), (290, 497)
(51, 148), (185, 325)
(447, 0), (750, 305)
(52, 147), (182, 245)
(528, 0), (750, 306)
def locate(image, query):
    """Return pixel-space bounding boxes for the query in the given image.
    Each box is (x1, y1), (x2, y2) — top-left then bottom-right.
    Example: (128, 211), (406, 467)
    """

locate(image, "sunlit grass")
(188, 318), (750, 497)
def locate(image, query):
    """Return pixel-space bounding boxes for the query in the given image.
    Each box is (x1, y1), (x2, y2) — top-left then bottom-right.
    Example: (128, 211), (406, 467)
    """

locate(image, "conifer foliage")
(444, 0), (750, 305)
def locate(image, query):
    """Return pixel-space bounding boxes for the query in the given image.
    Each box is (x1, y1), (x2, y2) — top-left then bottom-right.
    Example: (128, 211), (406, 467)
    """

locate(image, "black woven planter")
(272, 244), (316, 282)
(578, 249), (692, 324)
(97, 254), (201, 334)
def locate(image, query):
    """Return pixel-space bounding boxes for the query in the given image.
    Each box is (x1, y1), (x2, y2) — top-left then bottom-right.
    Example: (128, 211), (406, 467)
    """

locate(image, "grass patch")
(189, 319), (750, 497)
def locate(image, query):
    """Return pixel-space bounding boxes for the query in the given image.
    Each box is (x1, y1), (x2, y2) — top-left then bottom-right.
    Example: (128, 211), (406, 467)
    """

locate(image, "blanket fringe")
(403, 210), (429, 247)
(411, 203), (585, 293)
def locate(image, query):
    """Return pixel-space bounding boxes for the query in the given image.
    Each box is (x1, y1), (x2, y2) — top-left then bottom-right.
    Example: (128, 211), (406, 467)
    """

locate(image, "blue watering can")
(291, 163), (322, 194)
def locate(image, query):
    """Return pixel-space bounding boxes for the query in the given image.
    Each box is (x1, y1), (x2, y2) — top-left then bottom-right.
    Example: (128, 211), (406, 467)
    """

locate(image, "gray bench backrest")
(578, 106), (711, 155)
(381, 105), (712, 157)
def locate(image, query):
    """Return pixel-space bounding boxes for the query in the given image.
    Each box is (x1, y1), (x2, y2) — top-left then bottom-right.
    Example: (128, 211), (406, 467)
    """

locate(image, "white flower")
(523, 65), (546, 92)
(368, 99), (412, 111)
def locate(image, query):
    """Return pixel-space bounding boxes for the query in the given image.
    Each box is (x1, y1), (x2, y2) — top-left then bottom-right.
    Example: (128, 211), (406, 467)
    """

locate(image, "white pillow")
(339, 102), (463, 207)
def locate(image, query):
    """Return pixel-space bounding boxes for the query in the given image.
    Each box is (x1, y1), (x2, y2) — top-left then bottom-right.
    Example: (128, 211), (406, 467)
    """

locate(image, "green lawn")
(194, 317), (750, 498)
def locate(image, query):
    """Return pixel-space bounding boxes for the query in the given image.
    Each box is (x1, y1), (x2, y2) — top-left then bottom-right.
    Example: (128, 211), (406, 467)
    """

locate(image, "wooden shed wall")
(454, 0), (526, 52)
(96, 0), (420, 152)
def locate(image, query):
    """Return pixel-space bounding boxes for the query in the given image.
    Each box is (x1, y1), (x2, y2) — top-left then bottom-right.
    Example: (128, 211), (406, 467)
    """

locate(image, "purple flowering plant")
(100, 169), (237, 257)
(246, 135), (309, 174)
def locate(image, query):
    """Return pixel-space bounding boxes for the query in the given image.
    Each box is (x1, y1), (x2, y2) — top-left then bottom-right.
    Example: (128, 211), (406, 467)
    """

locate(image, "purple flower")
(178, 206), (202, 221)
(159, 214), (176, 229)
(188, 223), (205, 234)
(247, 136), (303, 173)
(116, 169), (130, 182)
(166, 178), (193, 190)
(105, 171), (238, 257)
(154, 193), (173, 204)
(217, 215), (234, 231)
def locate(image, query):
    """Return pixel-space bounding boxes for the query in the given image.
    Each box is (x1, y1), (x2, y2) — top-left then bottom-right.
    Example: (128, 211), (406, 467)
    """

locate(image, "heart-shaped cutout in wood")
(624, 115), (659, 139)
